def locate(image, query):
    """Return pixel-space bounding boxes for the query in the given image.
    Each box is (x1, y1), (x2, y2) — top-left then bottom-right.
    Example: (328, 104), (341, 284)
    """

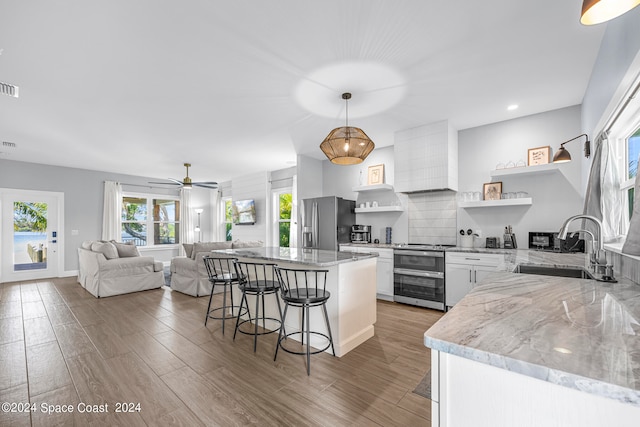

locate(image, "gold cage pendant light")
(320, 93), (375, 165)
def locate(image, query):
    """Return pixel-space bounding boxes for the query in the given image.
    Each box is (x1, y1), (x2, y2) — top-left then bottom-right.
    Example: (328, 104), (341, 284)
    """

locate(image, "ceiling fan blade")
(149, 181), (182, 186)
(194, 183), (218, 189)
(193, 181), (218, 185)
(167, 178), (183, 185)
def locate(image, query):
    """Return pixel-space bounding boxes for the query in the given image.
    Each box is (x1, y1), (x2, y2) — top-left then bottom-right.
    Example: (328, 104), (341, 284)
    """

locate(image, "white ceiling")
(0, 1), (605, 184)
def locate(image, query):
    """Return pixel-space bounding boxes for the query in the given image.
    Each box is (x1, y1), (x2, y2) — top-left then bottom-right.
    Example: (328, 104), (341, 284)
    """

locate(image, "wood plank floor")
(0, 276), (443, 426)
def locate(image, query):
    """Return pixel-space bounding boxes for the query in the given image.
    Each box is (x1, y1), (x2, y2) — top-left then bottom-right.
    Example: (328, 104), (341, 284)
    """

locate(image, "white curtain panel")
(599, 136), (622, 240)
(179, 188), (194, 255)
(583, 135), (623, 243)
(289, 175), (298, 248)
(212, 189), (221, 242)
(101, 181), (122, 241)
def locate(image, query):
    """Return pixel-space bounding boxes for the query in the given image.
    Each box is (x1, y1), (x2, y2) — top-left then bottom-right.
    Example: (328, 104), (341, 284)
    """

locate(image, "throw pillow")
(111, 241), (140, 258)
(232, 239), (264, 248)
(183, 243), (194, 258)
(81, 240), (93, 250)
(91, 241), (119, 259)
(191, 241), (233, 259)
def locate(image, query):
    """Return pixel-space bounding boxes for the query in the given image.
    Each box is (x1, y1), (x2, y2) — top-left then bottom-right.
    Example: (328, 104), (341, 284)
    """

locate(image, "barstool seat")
(202, 256), (246, 335)
(233, 261), (284, 352)
(274, 267), (335, 375)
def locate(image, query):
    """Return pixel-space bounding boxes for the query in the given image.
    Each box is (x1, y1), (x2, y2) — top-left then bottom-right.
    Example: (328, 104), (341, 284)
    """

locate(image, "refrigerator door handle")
(312, 202), (319, 248)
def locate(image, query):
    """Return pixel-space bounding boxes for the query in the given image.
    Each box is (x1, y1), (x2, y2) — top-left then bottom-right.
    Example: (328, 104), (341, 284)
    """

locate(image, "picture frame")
(527, 146), (551, 166)
(367, 164), (385, 185)
(483, 181), (502, 201)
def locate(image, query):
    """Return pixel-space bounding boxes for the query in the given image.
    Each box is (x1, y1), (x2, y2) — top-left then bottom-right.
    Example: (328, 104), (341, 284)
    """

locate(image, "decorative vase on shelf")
(358, 170), (363, 186)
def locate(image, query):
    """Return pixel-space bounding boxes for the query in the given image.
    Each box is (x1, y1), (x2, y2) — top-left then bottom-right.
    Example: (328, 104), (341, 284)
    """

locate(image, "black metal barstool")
(273, 267), (335, 375)
(232, 261), (284, 352)
(202, 256), (246, 334)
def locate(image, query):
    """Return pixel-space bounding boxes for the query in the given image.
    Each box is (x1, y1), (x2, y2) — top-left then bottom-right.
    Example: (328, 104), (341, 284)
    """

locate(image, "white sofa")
(77, 240), (165, 298)
(170, 240), (263, 296)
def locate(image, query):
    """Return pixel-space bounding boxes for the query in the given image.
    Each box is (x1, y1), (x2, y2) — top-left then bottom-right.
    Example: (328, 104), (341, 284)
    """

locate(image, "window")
(273, 190), (292, 247)
(222, 197), (233, 241)
(122, 195), (180, 246)
(625, 128), (640, 220)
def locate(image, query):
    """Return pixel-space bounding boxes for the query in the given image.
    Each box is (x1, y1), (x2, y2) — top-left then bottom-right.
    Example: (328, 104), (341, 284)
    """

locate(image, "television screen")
(232, 199), (256, 225)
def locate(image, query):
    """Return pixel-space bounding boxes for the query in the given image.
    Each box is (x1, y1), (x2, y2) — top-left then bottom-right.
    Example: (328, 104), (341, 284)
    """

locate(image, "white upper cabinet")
(394, 120), (458, 193)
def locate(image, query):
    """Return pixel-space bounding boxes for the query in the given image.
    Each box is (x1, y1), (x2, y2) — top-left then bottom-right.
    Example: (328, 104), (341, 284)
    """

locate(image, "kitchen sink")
(513, 264), (594, 279)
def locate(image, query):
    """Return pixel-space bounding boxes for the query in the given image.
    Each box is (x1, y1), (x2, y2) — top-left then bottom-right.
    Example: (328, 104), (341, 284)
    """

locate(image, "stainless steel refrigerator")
(301, 196), (355, 251)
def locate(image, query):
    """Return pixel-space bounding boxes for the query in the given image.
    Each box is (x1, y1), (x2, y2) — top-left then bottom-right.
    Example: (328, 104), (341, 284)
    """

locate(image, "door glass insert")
(13, 201), (48, 271)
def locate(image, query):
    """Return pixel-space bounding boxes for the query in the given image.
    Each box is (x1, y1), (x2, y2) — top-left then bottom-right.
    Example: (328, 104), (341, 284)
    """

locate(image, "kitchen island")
(213, 247), (377, 357)
(425, 250), (640, 426)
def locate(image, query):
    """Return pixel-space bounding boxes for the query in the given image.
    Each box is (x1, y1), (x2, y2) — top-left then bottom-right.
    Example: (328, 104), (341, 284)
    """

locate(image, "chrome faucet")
(557, 214), (616, 282)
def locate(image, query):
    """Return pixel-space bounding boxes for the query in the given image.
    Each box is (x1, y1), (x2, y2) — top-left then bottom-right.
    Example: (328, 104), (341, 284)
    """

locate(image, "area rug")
(413, 370), (431, 399)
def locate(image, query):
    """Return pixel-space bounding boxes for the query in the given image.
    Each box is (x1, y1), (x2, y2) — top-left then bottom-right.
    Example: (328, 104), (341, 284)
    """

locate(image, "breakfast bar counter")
(213, 247), (378, 356)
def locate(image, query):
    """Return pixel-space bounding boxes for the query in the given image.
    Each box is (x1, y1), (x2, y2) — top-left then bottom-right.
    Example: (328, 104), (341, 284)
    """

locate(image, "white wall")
(230, 171), (269, 243)
(321, 146), (409, 244)
(0, 159), (215, 272)
(457, 106), (584, 248)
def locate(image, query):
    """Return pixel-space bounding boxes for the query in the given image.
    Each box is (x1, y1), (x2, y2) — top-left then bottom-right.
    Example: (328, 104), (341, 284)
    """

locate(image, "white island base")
(431, 350), (640, 427)
(230, 253), (377, 357)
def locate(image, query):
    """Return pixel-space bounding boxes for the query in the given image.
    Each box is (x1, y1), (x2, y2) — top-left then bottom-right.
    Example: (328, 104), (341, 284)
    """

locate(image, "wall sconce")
(194, 208), (203, 242)
(552, 134), (590, 163)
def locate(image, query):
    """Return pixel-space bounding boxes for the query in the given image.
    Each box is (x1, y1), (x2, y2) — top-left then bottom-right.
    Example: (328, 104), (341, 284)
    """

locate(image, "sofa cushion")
(191, 241), (233, 259)
(81, 240), (93, 250)
(91, 241), (119, 259)
(183, 243), (194, 258)
(111, 241), (140, 258)
(232, 239), (264, 248)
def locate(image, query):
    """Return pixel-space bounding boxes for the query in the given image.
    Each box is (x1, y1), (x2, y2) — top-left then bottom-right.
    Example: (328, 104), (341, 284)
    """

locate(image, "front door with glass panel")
(1, 189), (62, 283)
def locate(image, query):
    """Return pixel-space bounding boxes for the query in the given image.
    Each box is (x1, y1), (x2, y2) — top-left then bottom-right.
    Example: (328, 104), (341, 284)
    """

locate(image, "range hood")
(394, 120), (458, 193)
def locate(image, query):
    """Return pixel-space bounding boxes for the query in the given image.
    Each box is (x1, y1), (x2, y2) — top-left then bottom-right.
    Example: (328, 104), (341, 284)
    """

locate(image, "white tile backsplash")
(408, 191), (457, 245)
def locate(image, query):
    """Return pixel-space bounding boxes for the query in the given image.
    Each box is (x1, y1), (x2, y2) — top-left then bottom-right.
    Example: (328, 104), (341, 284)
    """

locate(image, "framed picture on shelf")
(527, 146), (551, 166)
(367, 164), (385, 185)
(483, 181), (502, 201)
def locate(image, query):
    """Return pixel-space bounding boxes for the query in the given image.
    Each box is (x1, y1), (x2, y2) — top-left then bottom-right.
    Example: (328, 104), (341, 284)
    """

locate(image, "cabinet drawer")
(446, 252), (503, 267)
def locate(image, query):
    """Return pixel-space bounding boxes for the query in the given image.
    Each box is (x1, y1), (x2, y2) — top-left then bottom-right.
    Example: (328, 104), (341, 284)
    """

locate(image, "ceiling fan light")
(581, 0), (640, 25)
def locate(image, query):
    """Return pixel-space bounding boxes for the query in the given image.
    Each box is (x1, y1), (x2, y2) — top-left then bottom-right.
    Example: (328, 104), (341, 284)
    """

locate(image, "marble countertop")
(425, 250), (640, 406)
(212, 246), (378, 267)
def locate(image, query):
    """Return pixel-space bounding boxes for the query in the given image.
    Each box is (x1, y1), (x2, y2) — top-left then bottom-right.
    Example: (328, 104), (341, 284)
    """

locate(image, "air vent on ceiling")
(0, 81), (19, 98)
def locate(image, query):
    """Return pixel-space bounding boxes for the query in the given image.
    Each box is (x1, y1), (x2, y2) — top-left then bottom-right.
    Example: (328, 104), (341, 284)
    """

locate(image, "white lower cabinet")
(340, 245), (393, 300)
(445, 252), (502, 309)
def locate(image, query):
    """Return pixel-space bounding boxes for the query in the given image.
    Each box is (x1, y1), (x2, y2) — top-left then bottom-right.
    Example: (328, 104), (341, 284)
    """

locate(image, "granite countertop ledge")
(425, 266), (640, 406)
(212, 246), (378, 267)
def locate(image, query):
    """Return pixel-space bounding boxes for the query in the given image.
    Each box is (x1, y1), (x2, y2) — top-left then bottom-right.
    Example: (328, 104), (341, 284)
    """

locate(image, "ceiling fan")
(150, 163), (218, 189)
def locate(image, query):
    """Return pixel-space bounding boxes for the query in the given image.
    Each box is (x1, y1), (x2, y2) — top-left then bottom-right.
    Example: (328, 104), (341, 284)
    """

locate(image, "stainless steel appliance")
(528, 232), (584, 253)
(301, 196), (355, 251)
(393, 243), (450, 310)
(350, 225), (372, 244)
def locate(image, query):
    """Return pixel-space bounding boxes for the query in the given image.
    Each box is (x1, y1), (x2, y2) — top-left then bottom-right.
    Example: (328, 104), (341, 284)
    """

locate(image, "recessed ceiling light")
(507, 104), (518, 111)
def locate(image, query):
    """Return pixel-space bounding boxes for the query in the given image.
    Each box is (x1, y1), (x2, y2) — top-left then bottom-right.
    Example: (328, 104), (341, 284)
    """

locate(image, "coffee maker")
(351, 225), (372, 244)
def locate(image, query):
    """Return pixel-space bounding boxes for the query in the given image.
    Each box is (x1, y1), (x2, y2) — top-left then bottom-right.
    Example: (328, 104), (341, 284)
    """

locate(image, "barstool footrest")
(235, 318), (283, 336)
(206, 305), (247, 321)
(277, 331), (332, 355)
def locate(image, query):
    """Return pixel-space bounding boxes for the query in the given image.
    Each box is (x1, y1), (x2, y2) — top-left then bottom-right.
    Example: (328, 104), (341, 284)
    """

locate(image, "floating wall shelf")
(458, 198), (533, 208)
(489, 163), (561, 178)
(355, 206), (404, 213)
(352, 183), (395, 192)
